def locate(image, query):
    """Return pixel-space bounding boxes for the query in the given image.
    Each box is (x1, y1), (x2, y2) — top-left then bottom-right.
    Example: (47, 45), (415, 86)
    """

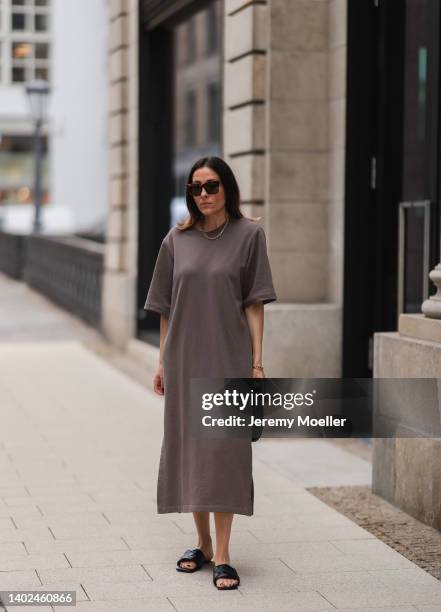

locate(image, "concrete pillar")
(224, 0), (346, 376)
(373, 316), (441, 530)
(224, 0), (268, 223)
(102, 0), (138, 349)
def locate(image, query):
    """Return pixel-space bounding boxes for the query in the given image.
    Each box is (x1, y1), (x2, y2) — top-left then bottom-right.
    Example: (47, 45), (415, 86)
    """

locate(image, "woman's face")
(191, 167), (226, 218)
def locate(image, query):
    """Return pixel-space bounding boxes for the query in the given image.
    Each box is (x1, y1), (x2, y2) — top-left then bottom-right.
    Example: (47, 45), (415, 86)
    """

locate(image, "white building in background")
(0, 0), (108, 235)
(51, 0), (108, 234)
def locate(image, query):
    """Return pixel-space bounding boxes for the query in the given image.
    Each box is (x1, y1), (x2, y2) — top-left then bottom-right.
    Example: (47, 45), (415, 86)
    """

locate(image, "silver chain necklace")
(199, 216), (229, 240)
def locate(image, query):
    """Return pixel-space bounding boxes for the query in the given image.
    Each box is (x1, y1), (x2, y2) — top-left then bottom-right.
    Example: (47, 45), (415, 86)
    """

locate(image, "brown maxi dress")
(144, 216), (277, 516)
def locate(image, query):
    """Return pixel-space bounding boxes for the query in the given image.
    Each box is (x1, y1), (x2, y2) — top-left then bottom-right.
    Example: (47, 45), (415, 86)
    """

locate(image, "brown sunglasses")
(187, 180), (220, 197)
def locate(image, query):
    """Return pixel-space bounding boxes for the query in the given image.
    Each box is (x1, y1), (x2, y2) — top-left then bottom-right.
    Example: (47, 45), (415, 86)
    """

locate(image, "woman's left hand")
(253, 368), (265, 379)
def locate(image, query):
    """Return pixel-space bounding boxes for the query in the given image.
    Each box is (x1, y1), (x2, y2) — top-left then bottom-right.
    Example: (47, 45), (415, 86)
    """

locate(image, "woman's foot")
(178, 538), (213, 571)
(213, 555), (239, 588)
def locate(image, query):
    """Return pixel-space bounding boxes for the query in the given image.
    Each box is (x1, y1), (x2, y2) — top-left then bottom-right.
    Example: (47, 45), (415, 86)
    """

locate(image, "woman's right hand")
(153, 363), (165, 395)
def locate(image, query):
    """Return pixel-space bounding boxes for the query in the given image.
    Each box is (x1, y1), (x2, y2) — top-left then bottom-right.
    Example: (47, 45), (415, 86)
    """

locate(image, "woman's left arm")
(244, 301), (265, 378)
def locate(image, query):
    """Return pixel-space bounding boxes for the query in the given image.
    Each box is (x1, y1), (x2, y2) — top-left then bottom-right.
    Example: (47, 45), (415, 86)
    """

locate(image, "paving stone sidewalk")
(0, 272), (441, 611)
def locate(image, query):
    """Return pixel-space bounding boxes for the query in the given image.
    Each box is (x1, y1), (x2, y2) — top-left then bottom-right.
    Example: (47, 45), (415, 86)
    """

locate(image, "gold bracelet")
(252, 364), (264, 371)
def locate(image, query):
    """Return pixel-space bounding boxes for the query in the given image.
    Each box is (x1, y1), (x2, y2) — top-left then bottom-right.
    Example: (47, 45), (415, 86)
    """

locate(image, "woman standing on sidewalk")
(144, 156), (276, 590)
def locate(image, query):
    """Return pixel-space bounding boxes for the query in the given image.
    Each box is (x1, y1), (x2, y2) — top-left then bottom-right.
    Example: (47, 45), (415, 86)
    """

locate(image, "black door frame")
(343, 0), (390, 377)
(137, 23), (174, 337)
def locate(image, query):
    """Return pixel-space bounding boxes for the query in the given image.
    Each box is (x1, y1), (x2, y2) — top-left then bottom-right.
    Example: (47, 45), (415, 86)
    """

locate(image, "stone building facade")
(103, 0), (348, 380)
(103, 0), (138, 348)
(103, 0), (441, 527)
(223, 0), (346, 378)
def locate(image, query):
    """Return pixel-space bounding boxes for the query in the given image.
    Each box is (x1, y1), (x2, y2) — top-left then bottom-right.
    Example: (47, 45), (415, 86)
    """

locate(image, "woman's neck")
(199, 210), (228, 232)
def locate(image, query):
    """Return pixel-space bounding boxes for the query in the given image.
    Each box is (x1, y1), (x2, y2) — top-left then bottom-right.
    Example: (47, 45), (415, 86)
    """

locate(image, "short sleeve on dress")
(242, 225), (277, 309)
(144, 233), (174, 318)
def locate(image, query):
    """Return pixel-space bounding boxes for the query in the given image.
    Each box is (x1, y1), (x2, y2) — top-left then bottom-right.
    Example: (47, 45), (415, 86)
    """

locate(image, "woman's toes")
(181, 560), (196, 570)
(217, 578), (237, 588)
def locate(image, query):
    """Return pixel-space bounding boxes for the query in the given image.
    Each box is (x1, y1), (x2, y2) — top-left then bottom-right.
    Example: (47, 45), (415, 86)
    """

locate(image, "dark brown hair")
(177, 156), (249, 231)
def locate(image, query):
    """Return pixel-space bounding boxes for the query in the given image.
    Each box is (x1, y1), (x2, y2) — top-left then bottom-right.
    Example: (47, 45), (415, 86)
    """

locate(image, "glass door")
(137, 0), (223, 344)
(398, 0), (440, 314)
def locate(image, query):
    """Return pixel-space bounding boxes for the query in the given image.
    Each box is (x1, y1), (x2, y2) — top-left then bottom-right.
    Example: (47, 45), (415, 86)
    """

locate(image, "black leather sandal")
(213, 563), (240, 590)
(176, 548), (210, 573)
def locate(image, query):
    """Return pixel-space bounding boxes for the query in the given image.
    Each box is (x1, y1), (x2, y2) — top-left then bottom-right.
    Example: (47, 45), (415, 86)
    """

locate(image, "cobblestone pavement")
(1, 273), (441, 611)
(309, 485), (441, 581)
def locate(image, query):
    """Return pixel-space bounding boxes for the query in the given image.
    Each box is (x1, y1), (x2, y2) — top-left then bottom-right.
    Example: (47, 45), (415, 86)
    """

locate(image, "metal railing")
(0, 231), (25, 279)
(25, 234), (104, 328)
(0, 231), (104, 329)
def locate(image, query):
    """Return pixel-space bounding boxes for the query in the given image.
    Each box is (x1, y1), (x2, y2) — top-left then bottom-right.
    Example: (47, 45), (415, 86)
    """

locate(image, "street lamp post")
(25, 80), (50, 234)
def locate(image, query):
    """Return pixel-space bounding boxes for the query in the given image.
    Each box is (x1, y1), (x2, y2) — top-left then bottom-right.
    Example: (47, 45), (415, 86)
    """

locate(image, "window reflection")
(35, 42), (48, 59)
(186, 18), (196, 65)
(11, 41), (50, 83)
(0, 134), (49, 205)
(184, 90), (196, 149)
(399, 0), (432, 314)
(207, 82), (220, 142)
(401, 0), (428, 201)
(12, 12), (26, 30)
(205, 4), (219, 56)
(404, 206), (425, 312)
(4, 1), (51, 84)
(171, 1), (222, 228)
(13, 42), (32, 58)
